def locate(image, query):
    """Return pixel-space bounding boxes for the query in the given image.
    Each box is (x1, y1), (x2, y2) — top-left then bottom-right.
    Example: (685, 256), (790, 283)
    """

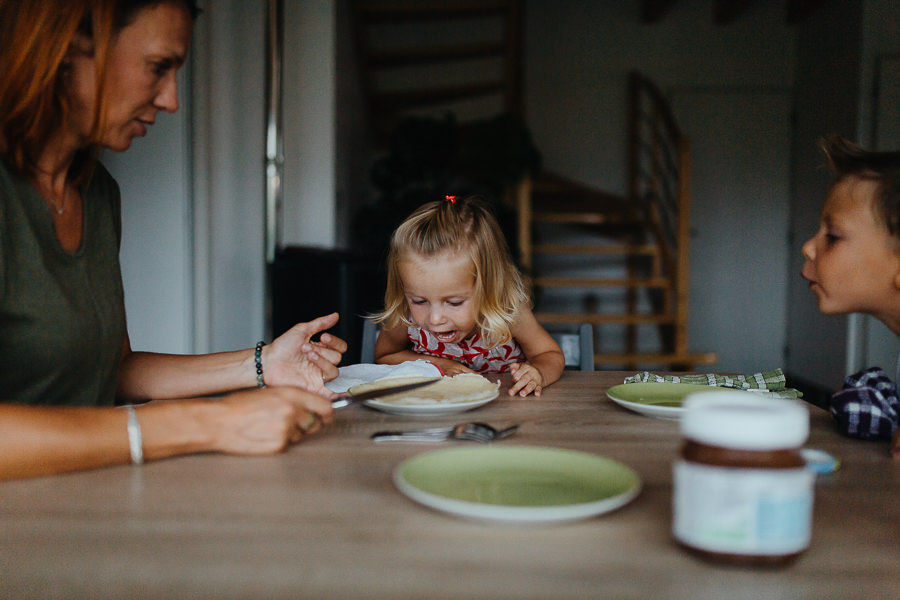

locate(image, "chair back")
(548, 323), (594, 372)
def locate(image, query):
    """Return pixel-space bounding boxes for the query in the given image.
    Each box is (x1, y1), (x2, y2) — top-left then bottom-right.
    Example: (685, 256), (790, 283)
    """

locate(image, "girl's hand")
(209, 387), (334, 454)
(428, 357), (475, 376)
(508, 362), (545, 397)
(263, 313), (346, 396)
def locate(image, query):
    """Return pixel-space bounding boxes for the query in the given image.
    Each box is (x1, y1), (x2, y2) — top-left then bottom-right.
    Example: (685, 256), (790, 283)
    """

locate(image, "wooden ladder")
(516, 72), (717, 370)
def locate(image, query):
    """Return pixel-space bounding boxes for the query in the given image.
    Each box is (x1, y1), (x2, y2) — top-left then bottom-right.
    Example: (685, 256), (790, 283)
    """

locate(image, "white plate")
(606, 382), (749, 421)
(393, 446), (642, 523)
(349, 374), (499, 416)
(364, 392), (498, 415)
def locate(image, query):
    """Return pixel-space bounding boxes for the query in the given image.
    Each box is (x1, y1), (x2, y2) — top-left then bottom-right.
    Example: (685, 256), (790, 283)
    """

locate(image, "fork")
(371, 422), (519, 443)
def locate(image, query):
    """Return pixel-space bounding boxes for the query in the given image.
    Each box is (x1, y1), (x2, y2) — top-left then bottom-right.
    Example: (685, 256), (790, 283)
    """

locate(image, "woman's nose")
(155, 73), (180, 113)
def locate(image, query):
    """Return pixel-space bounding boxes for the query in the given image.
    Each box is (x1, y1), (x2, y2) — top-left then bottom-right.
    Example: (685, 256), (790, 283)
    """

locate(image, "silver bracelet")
(125, 406), (144, 465)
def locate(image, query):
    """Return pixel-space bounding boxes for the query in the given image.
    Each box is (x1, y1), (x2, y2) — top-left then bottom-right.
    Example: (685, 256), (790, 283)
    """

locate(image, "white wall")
(672, 89), (792, 372)
(852, 1), (900, 375)
(282, 0), (337, 248)
(115, 1), (340, 355)
(524, 0), (793, 195)
(105, 68), (194, 354)
(784, 0), (900, 389)
(522, 0), (795, 372)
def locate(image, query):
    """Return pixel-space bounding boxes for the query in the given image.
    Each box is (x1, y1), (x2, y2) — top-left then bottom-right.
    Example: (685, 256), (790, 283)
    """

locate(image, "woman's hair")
(0, 0), (200, 183)
(821, 135), (900, 238)
(375, 196), (529, 347)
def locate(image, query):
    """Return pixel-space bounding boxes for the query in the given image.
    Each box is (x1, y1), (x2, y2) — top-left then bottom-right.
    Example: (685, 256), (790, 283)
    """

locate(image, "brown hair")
(821, 135), (900, 238)
(0, 0), (200, 184)
(374, 196), (529, 347)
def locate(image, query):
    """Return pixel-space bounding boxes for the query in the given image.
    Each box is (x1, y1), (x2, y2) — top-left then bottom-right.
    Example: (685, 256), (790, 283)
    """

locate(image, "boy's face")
(801, 175), (900, 320)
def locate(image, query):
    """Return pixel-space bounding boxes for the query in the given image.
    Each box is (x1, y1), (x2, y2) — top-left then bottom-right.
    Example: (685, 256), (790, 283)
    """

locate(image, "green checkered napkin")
(623, 369), (803, 399)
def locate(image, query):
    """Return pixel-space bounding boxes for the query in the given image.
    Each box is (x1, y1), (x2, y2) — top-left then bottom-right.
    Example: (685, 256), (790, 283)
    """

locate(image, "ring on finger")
(299, 413), (319, 433)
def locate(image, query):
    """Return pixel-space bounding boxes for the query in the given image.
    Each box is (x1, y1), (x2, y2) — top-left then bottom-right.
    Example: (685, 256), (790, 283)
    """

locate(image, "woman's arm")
(117, 313), (346, 403)
(0, 387), (333, 481)
(507, 308), (565, 397)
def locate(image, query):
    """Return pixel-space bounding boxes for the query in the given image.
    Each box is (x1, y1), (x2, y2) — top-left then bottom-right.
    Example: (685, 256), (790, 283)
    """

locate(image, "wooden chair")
(360, 318), (379, 364)
(548, 323), (594, 372)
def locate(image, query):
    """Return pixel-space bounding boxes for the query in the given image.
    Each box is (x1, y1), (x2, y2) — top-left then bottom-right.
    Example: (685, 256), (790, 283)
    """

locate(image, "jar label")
(673, 461), (814, 555)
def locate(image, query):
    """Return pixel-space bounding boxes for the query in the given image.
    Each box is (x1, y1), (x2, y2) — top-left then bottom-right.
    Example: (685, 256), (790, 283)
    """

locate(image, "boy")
(801, 135), (900, 459)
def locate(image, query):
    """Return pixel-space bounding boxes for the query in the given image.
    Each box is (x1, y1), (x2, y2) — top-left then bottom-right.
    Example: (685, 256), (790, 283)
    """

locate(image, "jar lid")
(681, 391), (809, 450)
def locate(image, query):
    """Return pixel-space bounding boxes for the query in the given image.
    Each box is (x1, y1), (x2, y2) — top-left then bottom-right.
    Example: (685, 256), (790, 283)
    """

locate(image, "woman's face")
(67, 2), (192, 152)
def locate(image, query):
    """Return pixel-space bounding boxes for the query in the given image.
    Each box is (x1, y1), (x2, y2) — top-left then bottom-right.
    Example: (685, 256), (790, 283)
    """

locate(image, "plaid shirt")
(830, 366), (899, 440)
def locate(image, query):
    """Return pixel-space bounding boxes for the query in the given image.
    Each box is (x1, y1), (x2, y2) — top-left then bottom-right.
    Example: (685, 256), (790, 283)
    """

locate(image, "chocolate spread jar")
(673, 392), (814, 566)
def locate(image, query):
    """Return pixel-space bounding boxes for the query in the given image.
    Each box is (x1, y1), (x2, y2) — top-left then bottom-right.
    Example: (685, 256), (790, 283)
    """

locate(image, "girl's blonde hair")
(375, 196), (529, 347)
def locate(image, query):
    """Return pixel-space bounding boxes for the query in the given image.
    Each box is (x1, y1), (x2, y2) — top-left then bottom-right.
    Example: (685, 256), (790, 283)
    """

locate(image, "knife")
(331, 378), (440, 409)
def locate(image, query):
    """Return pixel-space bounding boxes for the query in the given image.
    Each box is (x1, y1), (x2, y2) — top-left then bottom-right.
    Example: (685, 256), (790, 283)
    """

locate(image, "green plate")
(393, 446), (641, 523)
(607, 382), (749, 421)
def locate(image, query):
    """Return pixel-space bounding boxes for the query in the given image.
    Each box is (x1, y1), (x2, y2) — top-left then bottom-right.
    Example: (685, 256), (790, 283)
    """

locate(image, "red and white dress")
(408, 326), (525, 373)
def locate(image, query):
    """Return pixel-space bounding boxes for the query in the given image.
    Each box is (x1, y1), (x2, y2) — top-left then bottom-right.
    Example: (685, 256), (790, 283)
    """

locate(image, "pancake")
(349, 373), (499, 405)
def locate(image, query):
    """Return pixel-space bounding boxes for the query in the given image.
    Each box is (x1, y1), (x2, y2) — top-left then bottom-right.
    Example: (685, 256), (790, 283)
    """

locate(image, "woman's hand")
(263, 313), (347, 396)
(208, 387), (334, 455)
(507, 362), (545, 397)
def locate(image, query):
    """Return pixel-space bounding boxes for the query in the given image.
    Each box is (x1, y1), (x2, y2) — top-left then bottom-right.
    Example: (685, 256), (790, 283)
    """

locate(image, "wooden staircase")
(515, 72), (716, 370)
(351, 1), (717, 370)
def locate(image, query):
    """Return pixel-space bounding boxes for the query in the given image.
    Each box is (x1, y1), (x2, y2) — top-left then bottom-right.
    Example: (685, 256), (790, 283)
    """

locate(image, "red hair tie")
(445, 195), (456, 204)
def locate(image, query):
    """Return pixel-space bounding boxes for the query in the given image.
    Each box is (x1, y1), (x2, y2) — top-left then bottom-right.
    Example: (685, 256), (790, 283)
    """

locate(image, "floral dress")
(408, 326), (525, 373)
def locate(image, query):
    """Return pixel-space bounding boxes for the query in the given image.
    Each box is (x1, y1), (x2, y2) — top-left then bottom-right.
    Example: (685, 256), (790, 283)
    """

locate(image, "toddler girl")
(373, 196), (565, 396)
(801, 135), (900, 458)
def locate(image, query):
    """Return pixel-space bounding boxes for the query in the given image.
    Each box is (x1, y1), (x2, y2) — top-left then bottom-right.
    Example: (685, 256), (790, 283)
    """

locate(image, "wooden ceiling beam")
(786, 0), (832, 24)
(640, 0), (677, 24)
(639, 0), (833, 25)
(713, 0), (760, 25)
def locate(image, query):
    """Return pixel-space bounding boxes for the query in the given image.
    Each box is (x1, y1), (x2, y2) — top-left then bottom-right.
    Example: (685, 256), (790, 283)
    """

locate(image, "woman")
(0, 0), (345, 479)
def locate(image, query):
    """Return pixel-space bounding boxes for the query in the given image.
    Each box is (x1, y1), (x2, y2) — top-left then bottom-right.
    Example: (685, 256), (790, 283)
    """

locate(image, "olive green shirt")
(0, 160), (126, 406)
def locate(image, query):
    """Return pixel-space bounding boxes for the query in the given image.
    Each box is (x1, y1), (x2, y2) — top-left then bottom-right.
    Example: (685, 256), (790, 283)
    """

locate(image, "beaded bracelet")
(125, 406), (143, 465)
(255, 341), (267, 388)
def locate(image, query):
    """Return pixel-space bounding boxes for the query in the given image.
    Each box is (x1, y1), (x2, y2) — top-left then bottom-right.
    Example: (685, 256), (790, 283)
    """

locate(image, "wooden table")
(2, 372), (898, 599)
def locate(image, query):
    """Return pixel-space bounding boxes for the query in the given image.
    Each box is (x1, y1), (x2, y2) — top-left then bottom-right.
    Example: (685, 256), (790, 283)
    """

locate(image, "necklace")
(52, 183), (70, 215)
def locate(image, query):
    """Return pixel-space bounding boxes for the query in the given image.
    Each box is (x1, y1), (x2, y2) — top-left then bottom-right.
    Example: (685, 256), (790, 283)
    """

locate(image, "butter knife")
(331, 378), (440, 409)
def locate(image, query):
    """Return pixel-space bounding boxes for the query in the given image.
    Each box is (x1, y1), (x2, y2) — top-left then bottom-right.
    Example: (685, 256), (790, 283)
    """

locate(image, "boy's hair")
(821, 135), (900, 238)
(375, 196), (529, 347)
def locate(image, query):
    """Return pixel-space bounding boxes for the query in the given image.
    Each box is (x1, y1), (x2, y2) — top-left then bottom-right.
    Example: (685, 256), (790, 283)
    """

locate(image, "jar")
(672, 392), (814, 567)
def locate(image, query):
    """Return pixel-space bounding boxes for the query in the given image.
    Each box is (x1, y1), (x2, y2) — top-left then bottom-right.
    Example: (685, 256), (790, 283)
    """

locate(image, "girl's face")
(398, 249), (478, 344)
(801, 175), (900, 321)
(67, 2), (192, 152)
